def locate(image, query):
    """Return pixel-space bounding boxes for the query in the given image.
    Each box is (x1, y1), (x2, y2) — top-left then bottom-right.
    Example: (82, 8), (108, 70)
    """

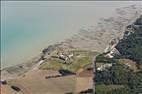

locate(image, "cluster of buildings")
(97, 64), (112, 71)
(97, 39), (120, 71)
(41, 45), (74, 64)
(58, 53), (74, 62)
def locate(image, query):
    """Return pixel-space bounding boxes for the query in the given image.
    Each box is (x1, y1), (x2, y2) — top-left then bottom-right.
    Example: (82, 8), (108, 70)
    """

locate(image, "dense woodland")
(116, 16), (142, 68)
(95, 16), (142, 94)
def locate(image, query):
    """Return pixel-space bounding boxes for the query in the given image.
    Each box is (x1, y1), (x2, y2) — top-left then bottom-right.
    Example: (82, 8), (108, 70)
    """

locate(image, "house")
(106, 51), (114, 58)
(105, 48), (120, 58)
(68, 53), (74, 58)
(59, 54), (68, 61)
(58, 52), (73, 60)
(97, 64), (112, 71)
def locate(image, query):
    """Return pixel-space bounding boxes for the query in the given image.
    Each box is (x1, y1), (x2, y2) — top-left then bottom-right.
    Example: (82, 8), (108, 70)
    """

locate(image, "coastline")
(1, 4), (141, 79)
(1, 4), (142, 94)
(2, 1), (140, 69)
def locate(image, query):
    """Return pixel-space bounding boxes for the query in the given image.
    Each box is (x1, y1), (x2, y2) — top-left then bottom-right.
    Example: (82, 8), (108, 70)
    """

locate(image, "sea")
(1, 1), (140, 68)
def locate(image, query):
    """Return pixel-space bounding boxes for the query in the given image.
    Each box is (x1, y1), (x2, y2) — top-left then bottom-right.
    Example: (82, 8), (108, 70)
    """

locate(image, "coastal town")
(1, 3), (142, 94)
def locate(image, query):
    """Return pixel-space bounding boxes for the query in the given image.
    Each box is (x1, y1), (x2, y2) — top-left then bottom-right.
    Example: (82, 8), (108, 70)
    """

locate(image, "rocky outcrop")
(59, 5), (142, 53)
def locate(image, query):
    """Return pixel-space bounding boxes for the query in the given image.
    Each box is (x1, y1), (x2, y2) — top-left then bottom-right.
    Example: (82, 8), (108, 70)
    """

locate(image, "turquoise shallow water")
(1, 1), (139, 68)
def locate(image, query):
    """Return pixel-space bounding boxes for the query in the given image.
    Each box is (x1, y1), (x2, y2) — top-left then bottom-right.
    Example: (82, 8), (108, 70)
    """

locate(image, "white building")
(97, 64), (112, 71)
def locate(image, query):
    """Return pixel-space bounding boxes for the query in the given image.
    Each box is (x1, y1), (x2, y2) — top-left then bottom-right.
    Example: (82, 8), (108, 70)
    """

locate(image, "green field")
(96, 84), (124, 93)
(39, 50), (97, 72)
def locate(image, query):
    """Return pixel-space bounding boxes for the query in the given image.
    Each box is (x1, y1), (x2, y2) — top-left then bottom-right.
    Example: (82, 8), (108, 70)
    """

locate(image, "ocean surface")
(1, 1), (140, 68)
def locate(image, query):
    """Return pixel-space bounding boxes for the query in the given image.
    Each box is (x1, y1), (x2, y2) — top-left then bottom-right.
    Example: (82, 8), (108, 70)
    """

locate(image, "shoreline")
(1, 4), (141, 77)
(1, 4), (142, 94)
(2, 2), (141, 69)
(1, 31), (78, 69)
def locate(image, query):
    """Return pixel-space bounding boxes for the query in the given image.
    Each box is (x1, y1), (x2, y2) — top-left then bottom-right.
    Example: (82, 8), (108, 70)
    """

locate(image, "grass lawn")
(39, 50), (97, 72)
(96, 84), (124, 93)
(68, 56), (91, 72)
(39, 59), (64, 70)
